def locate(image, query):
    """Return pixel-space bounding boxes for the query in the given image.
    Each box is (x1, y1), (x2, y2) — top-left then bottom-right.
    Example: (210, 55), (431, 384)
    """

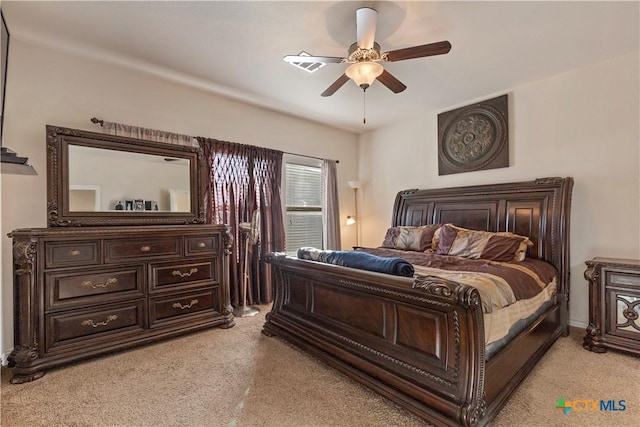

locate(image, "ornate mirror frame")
(46, 125), (205, 226)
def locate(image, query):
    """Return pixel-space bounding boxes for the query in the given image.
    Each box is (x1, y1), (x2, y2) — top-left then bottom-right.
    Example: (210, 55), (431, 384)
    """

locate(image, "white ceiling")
(3, 1), (639, 134)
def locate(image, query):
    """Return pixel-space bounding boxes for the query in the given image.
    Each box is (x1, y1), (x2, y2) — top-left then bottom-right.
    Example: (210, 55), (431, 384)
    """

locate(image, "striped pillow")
(381, 224), (441, 252)
(434, 224), (533, 262)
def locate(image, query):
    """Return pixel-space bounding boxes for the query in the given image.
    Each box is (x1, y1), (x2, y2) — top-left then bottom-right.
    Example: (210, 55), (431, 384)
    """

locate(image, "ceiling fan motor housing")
(348, 42), (383, 63)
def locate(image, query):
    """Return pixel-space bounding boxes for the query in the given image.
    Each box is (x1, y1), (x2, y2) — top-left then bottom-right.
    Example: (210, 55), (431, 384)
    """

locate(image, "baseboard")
(2, 349), (12, 367)
(569, 319), (587, 329)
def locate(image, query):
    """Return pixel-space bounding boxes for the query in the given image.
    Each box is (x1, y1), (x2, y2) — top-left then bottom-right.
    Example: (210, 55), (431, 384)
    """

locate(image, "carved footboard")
(263, 253), (488, 427)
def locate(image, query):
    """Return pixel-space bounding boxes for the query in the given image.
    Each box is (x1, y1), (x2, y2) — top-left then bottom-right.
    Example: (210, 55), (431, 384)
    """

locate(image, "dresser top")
(586, 257), (640, 268)
(8, 224), (229, 239)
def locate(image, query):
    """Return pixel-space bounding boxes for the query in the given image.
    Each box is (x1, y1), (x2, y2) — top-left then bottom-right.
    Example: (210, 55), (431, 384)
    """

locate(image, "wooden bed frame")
(262, 177), (573, 427)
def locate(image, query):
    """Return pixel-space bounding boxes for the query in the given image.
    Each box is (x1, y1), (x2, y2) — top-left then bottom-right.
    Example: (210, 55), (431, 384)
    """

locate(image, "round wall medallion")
(440, 105), (507, 172)
(437, 94), (509, 175)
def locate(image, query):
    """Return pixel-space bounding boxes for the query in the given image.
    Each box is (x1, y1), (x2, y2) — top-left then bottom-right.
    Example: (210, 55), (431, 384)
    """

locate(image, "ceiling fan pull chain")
(363, 89), (366, 125)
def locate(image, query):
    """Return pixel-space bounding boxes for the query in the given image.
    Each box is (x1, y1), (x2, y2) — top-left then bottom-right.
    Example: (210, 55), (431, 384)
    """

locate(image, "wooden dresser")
(8, 224), (234, 383)
(584, 257), (640, 355)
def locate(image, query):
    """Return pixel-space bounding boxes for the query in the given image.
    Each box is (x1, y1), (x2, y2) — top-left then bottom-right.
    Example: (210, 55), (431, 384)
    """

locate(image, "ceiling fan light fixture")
(345, 62), (383, 90)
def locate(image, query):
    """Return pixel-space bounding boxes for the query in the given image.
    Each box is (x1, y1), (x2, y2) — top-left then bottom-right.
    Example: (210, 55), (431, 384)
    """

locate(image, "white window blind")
(285, 163), (323, 254)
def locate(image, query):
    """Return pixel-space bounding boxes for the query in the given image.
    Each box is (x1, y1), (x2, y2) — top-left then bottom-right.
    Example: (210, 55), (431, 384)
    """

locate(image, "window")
(284, 161), (323, 255)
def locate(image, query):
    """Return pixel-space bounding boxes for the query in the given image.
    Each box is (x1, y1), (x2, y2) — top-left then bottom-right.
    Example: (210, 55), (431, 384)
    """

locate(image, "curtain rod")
(90, 117), (339, 164)
(283, 151), (339, 164)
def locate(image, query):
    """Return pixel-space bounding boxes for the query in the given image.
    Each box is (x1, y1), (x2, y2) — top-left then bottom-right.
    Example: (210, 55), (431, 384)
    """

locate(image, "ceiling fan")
(284, 7), (452, 97)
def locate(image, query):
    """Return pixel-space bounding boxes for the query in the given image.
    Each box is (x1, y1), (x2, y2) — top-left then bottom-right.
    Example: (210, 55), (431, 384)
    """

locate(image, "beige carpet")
(1, 305), (638, 427)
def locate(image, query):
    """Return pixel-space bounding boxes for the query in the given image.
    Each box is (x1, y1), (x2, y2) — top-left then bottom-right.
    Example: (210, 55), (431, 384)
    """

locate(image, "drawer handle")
(69, 250), (81, 256)
(623, 308), (639, 321)
(81, 278), (118, 289)
(197, 242), (206, 248)
(172, 299), (199, 310)
(81, 314), (119, 328)
(140, 246), (151, 252)
(172, 268), (198, 278)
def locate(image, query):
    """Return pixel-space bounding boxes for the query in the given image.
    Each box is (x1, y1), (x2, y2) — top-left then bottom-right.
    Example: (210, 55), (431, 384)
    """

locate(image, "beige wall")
(2, 38), (637, 358)
(357, 52), (640, 328)
(0, 39), (358, 357)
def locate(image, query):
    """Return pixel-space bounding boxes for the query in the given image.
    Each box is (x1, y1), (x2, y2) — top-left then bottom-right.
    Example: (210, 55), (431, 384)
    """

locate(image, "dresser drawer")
(149, 259), (217, 293)
(46, 266), (145, 310)
(105, 237), (181, 262)
(185, 235), (219, 256)
(46, 301), (145, 351)
(46, 241), (100, 268)
(149, 289), (220, 327)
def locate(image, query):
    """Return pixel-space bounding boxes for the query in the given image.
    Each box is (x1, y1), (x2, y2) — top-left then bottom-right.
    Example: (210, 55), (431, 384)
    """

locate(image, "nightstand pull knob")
(197, 242), (206, 248)
(69, 250), (81, 256)
(140, 246), (151, 252)
(623, 308), (639, 321)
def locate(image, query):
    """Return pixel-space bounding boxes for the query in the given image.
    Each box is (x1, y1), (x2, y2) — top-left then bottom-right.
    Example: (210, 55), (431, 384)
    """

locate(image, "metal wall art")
(437, 94), (509, 175)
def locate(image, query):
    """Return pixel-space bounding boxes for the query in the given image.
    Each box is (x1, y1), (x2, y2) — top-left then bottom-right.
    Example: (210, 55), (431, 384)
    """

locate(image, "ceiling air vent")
(287, 51), (326, 74)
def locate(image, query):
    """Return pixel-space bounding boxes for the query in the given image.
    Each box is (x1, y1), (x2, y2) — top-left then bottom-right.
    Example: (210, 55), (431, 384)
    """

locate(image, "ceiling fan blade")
(356, 7), (377, 50)
(384, 41), (452, 62)
(283, 55), (345, 64)
(321, 74), (350, 97)
(376, 70), (407, 94)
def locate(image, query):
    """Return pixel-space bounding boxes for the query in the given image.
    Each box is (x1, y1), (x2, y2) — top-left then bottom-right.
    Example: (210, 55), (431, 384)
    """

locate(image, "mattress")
(360, 247), (558, 348)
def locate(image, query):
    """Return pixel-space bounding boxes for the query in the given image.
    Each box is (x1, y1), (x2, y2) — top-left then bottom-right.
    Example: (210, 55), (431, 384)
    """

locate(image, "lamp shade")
(348, 180), (361, 189)
(345, 62), (383, 88)
(346, 216), (356, 226)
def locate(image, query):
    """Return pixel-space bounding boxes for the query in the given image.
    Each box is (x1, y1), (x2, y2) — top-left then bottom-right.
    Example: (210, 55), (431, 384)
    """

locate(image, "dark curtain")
(197, 137), (285, 306)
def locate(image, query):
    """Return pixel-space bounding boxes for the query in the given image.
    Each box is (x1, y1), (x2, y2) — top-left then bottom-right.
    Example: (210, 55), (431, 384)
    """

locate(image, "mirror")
(67, 145), (191, 212)
(47, 125), (205, 226)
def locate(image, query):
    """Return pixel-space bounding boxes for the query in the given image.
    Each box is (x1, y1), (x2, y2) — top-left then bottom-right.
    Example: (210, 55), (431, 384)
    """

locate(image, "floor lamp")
(233, 210), (261, 317)
(348, 180), (361, 247)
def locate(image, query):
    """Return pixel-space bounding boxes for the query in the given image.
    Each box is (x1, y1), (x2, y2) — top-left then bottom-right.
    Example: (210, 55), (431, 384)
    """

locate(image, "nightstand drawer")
(46, 265), (145, 310)
(46, 301), (145, 351)
(105, 237), (181, 262)
(607, 271), (640, 288)
(149, 289), (220, 326)
(46, 241), (100, 268)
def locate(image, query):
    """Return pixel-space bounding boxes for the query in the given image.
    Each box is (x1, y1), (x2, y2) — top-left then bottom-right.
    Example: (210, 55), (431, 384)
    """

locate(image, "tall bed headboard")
(392, 177), (574, 321)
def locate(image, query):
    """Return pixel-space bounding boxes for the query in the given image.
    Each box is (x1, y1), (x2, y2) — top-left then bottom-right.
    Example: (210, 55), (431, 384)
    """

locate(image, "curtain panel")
(197, 137), (285, 306)
(321, 159), (341, 250)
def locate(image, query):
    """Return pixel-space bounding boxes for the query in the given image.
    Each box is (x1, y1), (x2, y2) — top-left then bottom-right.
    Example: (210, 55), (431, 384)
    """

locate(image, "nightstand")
(584, 257), (640, 355)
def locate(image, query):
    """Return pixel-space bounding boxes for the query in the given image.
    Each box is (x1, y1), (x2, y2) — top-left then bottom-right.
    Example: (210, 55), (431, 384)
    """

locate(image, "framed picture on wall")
(437, 94), (509, 175)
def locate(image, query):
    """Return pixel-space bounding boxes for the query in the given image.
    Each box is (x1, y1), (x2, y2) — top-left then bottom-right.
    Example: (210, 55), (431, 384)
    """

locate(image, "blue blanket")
(297, 247), (415, 277)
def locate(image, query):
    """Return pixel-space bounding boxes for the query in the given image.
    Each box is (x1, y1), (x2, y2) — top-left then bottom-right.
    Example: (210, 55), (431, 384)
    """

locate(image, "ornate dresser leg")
(8, 345), (46, 383)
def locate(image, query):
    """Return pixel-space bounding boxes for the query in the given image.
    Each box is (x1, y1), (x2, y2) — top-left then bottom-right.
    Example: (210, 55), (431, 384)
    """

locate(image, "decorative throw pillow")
(381, 224), (441, 252)
(434, 224), (533, 262)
